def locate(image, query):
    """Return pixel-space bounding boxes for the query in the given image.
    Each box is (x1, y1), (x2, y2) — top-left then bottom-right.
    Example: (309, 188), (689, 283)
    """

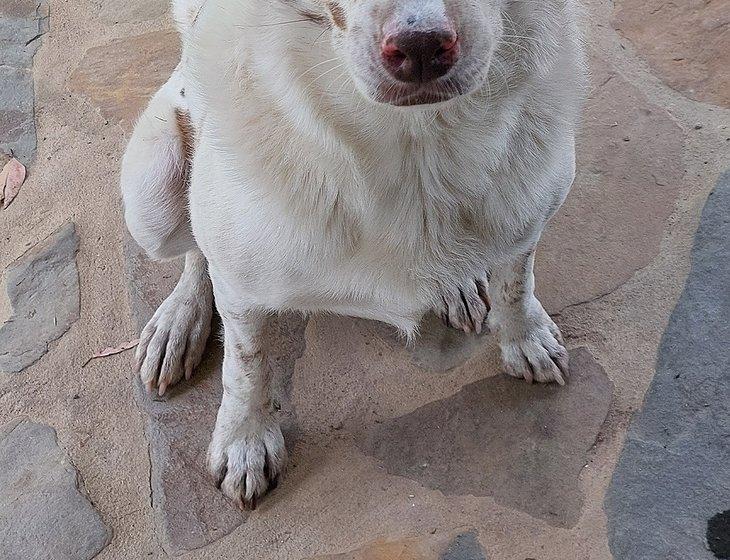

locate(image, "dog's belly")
(199, 229), (431, 333)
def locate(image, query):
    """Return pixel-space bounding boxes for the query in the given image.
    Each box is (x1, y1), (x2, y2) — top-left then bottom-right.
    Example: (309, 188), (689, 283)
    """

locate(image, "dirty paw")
(499, 317), (569, 385)
(437, 272), (491, 334)
(208, 417), (287, 510)
(135, 275), (213, 396)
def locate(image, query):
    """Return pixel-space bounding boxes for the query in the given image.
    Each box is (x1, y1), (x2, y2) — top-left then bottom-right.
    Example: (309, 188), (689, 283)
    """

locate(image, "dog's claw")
(135, 258), (213, 397)
(208, 418), (287, 511)
(438, 272), (491, 334)
(498, 311), (569, 386)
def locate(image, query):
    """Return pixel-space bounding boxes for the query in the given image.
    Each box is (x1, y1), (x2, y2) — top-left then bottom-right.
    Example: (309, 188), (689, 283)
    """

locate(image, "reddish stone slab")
(69, 31), (180, 130)
(537, 54), (685, 312)
(356, 348), (612, 528)
(613, 0), (730, 108)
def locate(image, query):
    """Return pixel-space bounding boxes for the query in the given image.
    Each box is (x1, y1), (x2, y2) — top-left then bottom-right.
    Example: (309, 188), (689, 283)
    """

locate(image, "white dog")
(121, 0), (585, 508)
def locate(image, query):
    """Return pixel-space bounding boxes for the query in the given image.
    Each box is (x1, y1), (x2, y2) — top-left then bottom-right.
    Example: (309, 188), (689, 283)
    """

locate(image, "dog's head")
(293, 0), (504, 107)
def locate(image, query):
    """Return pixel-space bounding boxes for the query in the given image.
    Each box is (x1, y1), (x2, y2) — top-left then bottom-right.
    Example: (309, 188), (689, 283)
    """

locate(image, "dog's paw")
(208, 415), (287, 510)
(495, 309), (569, 385)
(437, 272), (491, 334)
(135, 274), (213, 396)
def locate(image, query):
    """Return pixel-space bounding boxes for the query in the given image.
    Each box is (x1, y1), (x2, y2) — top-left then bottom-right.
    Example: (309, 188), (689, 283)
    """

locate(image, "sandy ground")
(1, 0), (729, 558)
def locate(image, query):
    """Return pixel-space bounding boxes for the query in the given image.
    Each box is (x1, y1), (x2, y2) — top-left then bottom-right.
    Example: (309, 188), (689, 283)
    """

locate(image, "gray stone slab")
(0, 222), (80, 373)
(605, 170), (730, 559)
(356, 347), (613, 528)
(0, 418), (111, 560)
(123, 234), (307, 554)
(0, 0), (48, 161)
(441, 531), (488, 560)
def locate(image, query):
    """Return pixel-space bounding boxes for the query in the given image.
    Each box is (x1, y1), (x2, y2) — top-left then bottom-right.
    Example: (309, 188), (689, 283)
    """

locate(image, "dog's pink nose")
(381, 27), (459, 83)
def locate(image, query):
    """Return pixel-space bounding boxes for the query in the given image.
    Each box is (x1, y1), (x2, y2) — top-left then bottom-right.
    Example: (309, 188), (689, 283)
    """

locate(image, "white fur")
(121, 0), (586, 507)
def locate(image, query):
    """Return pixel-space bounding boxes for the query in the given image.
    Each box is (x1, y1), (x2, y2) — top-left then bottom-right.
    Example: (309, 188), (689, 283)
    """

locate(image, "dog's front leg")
(488, 248), (569, 385)
(207, 300), (286, 509)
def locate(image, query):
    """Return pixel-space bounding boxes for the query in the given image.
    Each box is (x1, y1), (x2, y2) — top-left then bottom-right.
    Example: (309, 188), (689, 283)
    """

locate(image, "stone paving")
(0, 0), (48, 162)
(0, 222), (79, 373)
(606, 170), (730, 559)
(0, 418), (111, 560)
(0, 0), (729, 559)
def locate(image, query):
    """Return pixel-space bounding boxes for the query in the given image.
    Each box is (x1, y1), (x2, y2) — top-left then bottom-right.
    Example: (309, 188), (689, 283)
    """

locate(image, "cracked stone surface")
(0, 0), (48, 161)
(0, 222), (80, 373)
(613, 0), (730, 108)
(0, 418), (111, 560)
(605, 171), (730, 559)
(356, 348), (612, 528)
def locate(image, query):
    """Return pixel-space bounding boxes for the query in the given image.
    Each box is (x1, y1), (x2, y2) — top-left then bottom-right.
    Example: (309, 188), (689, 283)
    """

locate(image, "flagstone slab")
(0, 0), (49, 161)
(308, 530), (488, 560)
(0, 418), (111, 560)
(124, 236), (307, 553)
(69, 31), (180, 130)
(605, 171), (730, 559)
(356, 348), (612, 528)
(0, 222), (80, 373)
(538, 54), (684, 312)
(99, 0), (168, 25)
(613, 0), (730, 108)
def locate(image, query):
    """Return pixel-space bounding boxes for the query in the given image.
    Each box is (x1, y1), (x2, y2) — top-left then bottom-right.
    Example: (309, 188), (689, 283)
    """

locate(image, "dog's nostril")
(382, 43), (407, 65)
(440, 36), (458, 54)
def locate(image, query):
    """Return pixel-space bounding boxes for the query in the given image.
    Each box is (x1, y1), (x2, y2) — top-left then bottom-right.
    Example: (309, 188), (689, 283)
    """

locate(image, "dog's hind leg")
(122, 67), (194, 260)
(121, 68), (213, 395)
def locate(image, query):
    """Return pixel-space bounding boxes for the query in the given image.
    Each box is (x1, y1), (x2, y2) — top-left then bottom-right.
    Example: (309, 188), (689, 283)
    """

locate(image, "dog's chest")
(188, 128), (522, 328)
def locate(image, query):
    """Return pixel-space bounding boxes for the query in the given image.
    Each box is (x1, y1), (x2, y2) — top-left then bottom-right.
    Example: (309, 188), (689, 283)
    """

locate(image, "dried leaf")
(2, 158), (26, 209)
(83, 338), (140, 367)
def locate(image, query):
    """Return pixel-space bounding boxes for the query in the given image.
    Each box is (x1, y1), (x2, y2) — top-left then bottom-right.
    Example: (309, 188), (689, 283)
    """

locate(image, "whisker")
(305, 63), (345, 91)
(295, 57), (339, 82)
(236, 18), (316, 29)
(312, 27), (329, 46)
